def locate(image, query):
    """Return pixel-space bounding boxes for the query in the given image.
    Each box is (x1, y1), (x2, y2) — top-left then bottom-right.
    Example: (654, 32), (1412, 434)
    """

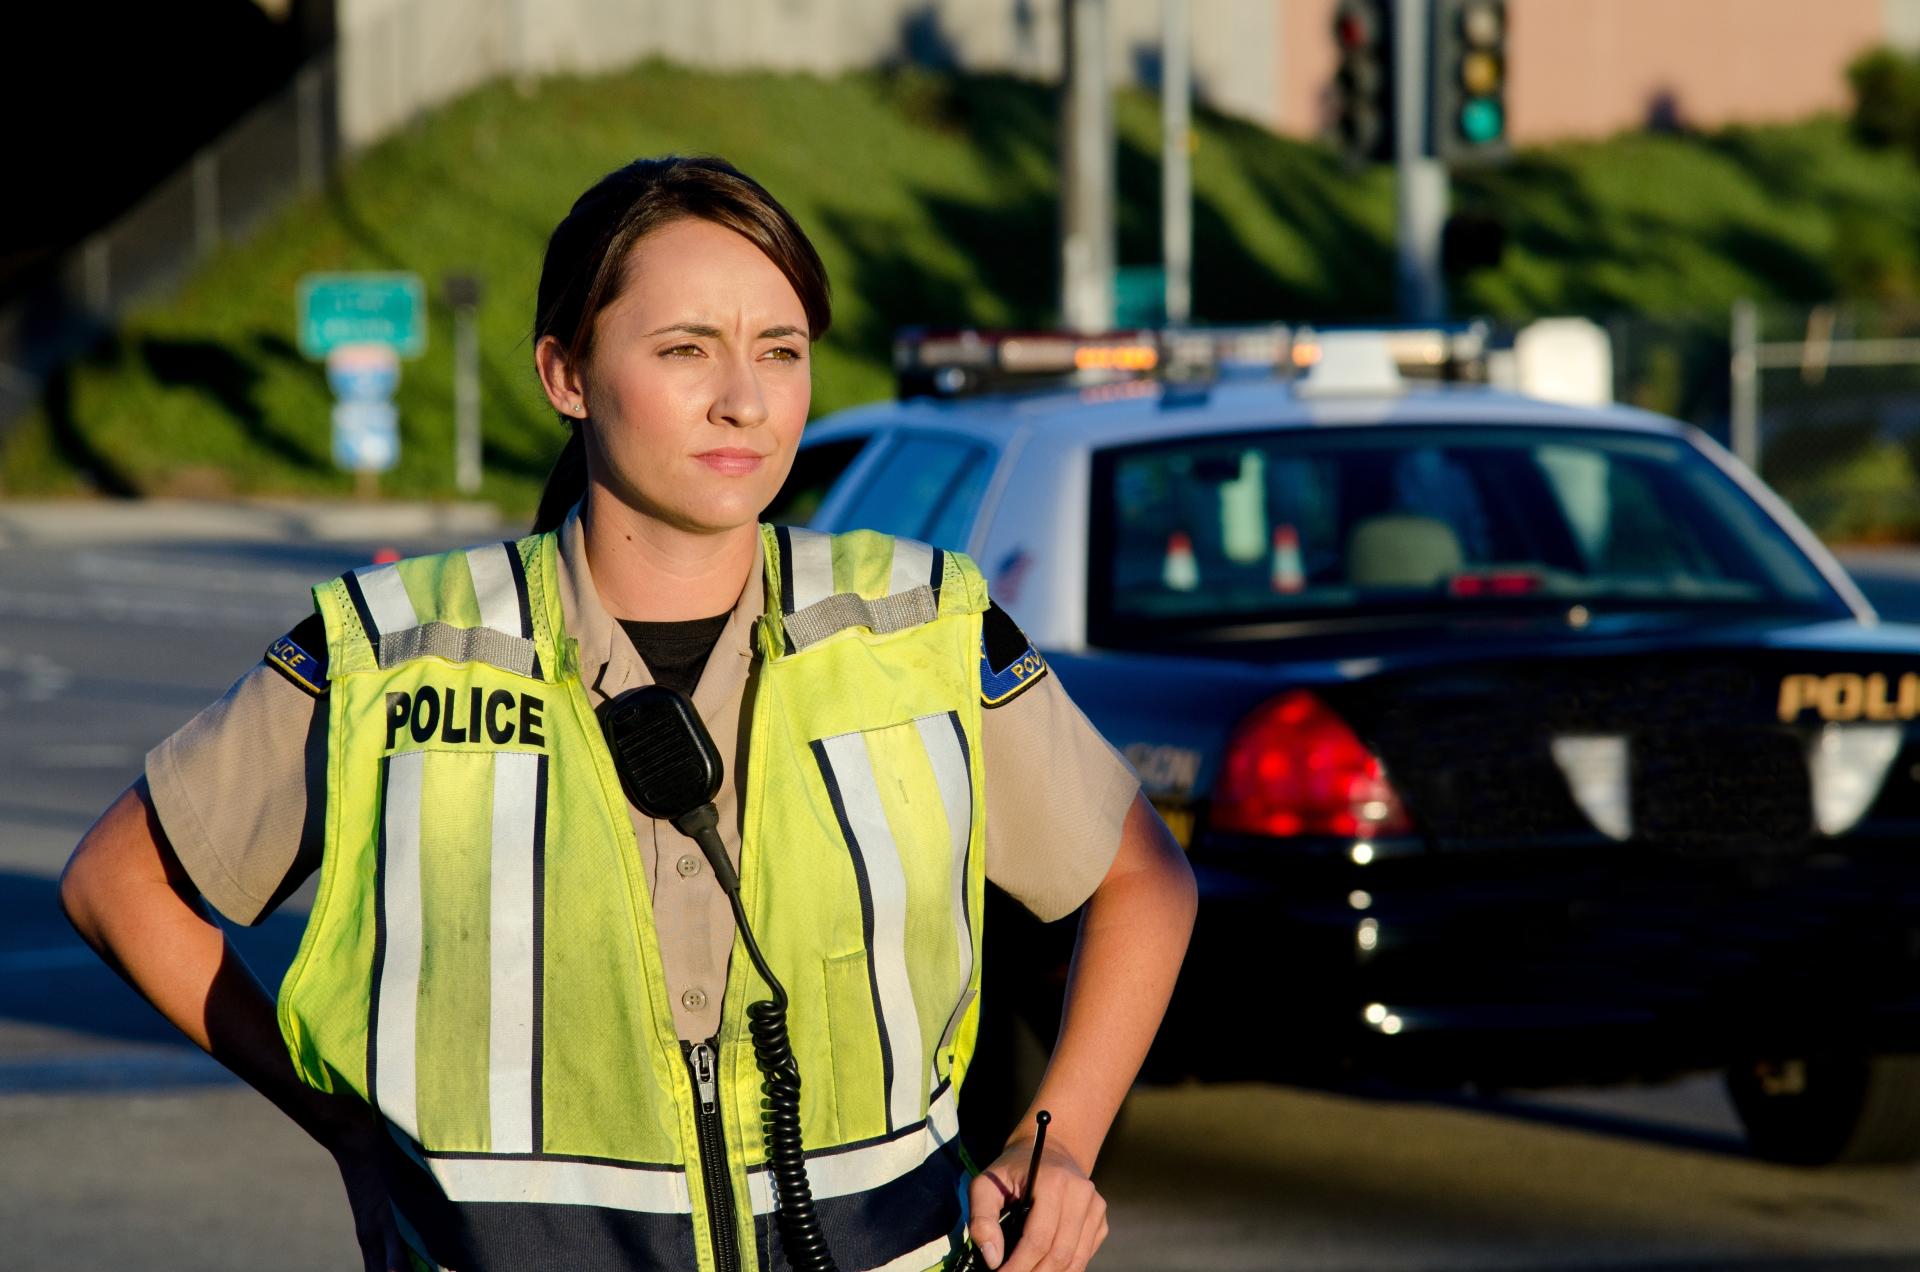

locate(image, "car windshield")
(1091, 425), (1849, 636)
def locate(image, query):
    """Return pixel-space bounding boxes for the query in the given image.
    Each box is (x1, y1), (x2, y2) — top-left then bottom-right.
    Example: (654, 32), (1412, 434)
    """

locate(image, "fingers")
(1071, 1199), (1109, 1270)
(999, 1166), (1100, 1272)
(968, 1171), (1009, 1269)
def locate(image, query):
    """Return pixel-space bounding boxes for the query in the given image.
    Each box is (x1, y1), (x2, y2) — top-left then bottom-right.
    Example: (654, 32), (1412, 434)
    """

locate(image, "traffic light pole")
(1161, 0), (1192, 325)
(1061, 0), (1115, 332)
(1394, 0), (1448, 322)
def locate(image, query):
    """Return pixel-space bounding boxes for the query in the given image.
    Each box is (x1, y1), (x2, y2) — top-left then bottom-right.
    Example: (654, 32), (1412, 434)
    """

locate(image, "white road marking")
(32, 744), (138, 769)
(0, 588), (302, 630)
(74, 552), (321, 596)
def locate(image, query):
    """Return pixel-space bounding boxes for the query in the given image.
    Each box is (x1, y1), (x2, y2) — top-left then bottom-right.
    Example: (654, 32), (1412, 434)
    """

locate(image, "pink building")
(1273, 0), (1903, 144)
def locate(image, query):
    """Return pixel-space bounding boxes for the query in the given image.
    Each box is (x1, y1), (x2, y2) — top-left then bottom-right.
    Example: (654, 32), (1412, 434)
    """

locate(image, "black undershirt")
(617, 611), (732, 698)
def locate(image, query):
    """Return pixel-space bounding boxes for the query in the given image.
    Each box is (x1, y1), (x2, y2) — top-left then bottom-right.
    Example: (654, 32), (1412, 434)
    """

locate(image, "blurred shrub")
(1849, 46), (1920, 155)
(1831, 210), (1920, 301)
(1767, 420), (1920, 541)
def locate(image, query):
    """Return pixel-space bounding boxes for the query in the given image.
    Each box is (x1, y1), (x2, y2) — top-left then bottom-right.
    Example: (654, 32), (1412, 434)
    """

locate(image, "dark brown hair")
(530, 155), (832, 533)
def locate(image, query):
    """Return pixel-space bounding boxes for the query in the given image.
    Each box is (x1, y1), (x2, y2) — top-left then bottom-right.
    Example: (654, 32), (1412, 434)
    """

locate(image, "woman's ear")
(535, 335), (590, 419)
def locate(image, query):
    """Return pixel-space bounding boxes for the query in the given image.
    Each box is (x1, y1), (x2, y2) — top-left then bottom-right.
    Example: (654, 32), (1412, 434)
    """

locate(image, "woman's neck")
(580, 489), (758, 621)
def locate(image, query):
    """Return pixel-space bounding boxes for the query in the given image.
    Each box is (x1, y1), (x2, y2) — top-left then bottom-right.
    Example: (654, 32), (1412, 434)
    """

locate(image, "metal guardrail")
(0, 55), (337, 432)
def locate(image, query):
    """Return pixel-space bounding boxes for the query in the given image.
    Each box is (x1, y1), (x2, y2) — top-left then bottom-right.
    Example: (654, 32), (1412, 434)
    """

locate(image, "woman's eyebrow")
(643, 322), (807, 340)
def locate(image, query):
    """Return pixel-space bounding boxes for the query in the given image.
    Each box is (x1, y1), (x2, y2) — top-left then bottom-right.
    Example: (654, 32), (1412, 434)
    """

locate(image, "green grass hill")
(9, 60), (1920, 518)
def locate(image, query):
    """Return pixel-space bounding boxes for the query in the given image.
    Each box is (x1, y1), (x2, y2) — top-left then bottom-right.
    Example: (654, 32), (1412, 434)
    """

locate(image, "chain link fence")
(1730, 300), (1920, 543)
(1595, 305), (1920, 544)
(0, 56), (337, 429)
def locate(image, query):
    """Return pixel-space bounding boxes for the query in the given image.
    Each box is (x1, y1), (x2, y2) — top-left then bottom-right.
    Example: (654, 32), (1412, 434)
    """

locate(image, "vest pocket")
(822, 948), (889, 1142)
(811, 712), (978, 1135)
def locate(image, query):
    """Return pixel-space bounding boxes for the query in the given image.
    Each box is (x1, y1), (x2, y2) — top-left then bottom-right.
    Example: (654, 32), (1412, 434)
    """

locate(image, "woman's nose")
(712, 352), (770, 428)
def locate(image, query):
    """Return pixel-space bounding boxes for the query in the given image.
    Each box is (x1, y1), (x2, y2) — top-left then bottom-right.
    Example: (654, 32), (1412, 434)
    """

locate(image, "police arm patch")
(980, 601), (1047, 708)
(265, 613), (329, 697)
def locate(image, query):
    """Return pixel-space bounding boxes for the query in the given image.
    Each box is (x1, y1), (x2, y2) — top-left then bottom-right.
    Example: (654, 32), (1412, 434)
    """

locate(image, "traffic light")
(1433, 0), (1509, 164)
(1332, 0), (1394, 166)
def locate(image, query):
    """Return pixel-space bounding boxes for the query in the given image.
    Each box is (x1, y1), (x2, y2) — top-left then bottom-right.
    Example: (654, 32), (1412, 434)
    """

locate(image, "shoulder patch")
(980, 601), (1048, 708)
(265, 613), (329, 696)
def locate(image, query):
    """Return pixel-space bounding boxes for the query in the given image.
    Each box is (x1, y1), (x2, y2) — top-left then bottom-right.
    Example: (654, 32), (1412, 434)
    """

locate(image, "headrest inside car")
(1346, 515), (1465, 588)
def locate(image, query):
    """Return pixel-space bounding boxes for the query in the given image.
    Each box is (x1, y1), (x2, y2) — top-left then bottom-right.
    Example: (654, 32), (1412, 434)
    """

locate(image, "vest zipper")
(684, 1039), (741, 1272)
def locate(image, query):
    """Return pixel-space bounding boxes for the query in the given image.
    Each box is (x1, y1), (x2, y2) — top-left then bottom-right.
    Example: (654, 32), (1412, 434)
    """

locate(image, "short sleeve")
(979, 608), (1140, 922)
(144, 627), (329, 926)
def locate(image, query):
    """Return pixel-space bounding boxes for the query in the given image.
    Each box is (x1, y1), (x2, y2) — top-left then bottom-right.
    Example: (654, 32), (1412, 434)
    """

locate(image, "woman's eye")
(661, 344), (703, 358)
(765, 347), (803, 362)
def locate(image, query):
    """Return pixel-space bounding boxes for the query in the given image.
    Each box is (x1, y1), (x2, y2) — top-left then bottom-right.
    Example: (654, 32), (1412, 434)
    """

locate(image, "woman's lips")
(694, 449), (765, 475)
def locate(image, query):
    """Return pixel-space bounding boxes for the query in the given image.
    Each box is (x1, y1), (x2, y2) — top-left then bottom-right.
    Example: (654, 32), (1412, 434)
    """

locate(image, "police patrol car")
(770, 323), (1920, 1167)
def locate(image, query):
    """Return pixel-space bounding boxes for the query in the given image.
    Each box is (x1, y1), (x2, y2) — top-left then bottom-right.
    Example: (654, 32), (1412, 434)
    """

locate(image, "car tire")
(1726, 1052), (1920, 1165)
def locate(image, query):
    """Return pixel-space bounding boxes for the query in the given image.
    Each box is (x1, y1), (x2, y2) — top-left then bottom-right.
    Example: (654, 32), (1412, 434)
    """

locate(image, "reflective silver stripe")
(378, 622), (538, 679)
(488, 751), (539, 1155)
(357, 563), (419, 637)
(914, 712), (974, 1085)
(466, 542), (525, 639)
(420, 1153), (691, 1213)
(888, 539), (935, 598)
(865, 1235), (955, 1272)
(784, 587), (937, 652)
(820, 732), (924, 1131)
(786, 527), (836, 613)
(747, 1083), (960, 1214)
(377, 750), (425, 1141)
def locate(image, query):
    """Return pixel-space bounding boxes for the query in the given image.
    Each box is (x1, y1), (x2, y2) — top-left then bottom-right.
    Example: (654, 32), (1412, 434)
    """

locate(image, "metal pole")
(296, 64), (324, 193)
(1394, 0), (1447, 322)
(448, 274), (485, 495)
(82, 238), (111, 314)
(1060, 0), (1114, 331)
(1730, 297), (1760, 469)
(454, 306), (481, 494)
(193, 152), (221, 257)
(1161, 0), (1192, 325)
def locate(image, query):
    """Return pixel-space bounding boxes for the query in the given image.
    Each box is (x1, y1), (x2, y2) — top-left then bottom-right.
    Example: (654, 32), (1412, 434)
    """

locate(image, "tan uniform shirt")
(147, 507), (1140, 1040)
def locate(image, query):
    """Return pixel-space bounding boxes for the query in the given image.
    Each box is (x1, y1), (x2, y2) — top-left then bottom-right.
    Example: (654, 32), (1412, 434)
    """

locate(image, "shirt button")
(682, 987), (709, 1012)
(676, 854), (701, 878)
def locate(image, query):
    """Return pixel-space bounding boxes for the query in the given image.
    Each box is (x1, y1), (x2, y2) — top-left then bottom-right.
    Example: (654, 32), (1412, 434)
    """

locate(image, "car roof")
(805, 376), (1692, 446)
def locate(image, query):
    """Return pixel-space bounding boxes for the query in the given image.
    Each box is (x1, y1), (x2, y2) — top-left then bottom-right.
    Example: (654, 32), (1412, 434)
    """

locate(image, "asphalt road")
(6, 512), (1920, 1271)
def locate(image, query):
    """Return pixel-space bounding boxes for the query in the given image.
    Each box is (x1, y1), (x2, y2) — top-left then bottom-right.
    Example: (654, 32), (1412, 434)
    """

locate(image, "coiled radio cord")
(680, 809), (839, 1272)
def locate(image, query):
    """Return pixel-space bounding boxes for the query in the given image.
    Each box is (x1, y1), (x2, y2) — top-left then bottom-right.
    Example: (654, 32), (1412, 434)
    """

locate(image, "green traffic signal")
(1460, 98), (1504, 145)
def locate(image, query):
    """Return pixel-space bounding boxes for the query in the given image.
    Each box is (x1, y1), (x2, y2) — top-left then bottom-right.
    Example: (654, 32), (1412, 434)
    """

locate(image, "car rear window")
(1090, 425), (1848, 639)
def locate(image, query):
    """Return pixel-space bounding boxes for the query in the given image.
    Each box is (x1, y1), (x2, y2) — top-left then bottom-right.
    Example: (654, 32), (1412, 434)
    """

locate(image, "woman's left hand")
(967, 1137), (1108, 1271)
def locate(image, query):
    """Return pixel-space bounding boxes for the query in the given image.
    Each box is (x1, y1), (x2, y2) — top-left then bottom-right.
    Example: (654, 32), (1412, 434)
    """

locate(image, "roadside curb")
(0, 499), (505, 548)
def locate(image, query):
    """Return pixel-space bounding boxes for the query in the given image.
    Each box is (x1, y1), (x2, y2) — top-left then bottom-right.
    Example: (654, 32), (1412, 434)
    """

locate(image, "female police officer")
(60, 155), (1196, 1272)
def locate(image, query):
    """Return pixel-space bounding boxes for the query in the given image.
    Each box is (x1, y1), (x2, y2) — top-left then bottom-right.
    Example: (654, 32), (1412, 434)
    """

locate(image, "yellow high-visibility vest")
(278, 525), (989, 1272)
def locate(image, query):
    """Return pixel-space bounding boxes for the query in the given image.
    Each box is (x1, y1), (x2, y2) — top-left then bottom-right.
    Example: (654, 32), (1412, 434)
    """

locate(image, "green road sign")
(1114, 265), (1167, 328)
(298, 273), (427, 358)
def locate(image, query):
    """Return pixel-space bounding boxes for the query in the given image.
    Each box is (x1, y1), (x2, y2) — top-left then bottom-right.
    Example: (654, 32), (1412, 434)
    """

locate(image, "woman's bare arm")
(969, 790), (1198, 1270)
(60, 780), (407, 1269)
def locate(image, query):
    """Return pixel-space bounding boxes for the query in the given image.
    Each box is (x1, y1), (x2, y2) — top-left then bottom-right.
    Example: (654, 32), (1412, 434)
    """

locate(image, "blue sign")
(326, 346), (400, 402)
(332, 401), (400, 473)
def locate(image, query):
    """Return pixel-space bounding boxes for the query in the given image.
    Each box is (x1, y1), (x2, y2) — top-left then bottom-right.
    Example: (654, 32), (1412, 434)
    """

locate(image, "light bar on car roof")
(893, 322), (1492, 399)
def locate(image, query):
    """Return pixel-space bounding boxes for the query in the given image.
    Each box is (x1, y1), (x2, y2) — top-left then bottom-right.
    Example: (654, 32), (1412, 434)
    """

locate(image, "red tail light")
(1212, 690), (1413, 838)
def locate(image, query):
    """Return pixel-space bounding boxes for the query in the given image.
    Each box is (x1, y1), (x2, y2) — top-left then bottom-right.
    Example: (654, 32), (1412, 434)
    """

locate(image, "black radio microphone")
(598, 684), (736, 892)
(597, 685), (838, 1272)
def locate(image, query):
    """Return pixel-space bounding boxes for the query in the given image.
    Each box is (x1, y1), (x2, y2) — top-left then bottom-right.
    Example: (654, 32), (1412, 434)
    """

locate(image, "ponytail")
(531, 425), (588, 534)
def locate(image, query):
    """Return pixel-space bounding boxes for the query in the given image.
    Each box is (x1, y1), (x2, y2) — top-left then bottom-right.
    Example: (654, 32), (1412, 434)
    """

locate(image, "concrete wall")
(336, 0), (1279, 149)
(339, 0), (1906, 153)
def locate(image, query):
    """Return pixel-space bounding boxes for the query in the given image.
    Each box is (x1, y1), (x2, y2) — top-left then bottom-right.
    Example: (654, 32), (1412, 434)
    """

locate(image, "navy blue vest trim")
(753, 1136), (966, 1272)
(379, 1134), (698, 1272)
